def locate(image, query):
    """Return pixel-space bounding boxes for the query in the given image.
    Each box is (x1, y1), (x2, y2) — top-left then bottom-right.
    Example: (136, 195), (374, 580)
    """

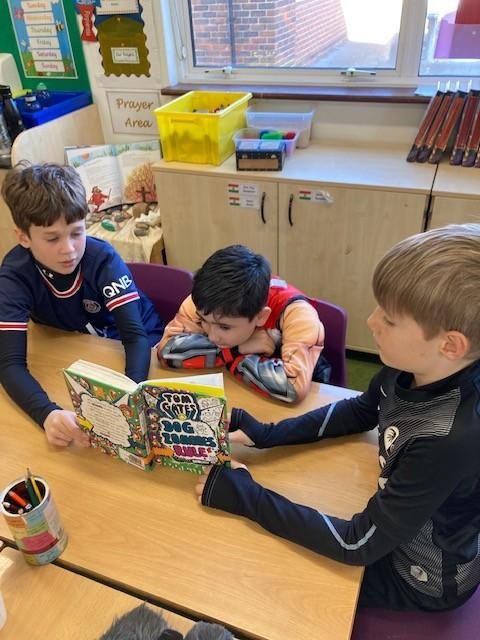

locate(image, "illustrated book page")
(63, 361), (229, 474)
(65, 140), (161, 213)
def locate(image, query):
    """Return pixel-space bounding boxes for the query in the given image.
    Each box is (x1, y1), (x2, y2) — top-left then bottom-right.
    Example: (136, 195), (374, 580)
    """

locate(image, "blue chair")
(306, 296), (347, 387)
(127, 262), (193, 323)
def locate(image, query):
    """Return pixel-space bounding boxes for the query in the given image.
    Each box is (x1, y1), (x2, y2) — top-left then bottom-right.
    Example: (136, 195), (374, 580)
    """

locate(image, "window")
(168, 0), (480, 85)
(420, 0), (480, 77)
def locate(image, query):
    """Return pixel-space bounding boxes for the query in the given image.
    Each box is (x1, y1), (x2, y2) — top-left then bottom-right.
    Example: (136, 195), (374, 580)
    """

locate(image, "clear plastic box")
(233, 127), (299, 157)
(246, 102), (315, 148)
(154, 91), (252, 165)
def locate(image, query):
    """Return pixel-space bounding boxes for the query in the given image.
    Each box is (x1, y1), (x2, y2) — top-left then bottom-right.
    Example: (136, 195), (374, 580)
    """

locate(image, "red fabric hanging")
(455, 0), (480, 24)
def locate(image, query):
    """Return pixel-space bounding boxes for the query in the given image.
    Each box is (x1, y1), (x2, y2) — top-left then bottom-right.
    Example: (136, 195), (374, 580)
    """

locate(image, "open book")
(63, 360), (230, 474)
(65, 141), (161, 213)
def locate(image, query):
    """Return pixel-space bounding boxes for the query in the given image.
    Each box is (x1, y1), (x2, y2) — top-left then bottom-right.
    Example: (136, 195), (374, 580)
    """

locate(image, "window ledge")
(161, 83), (429, 104)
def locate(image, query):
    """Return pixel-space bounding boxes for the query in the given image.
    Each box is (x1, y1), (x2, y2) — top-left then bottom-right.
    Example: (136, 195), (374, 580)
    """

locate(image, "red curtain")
(455, 0), (480, 24)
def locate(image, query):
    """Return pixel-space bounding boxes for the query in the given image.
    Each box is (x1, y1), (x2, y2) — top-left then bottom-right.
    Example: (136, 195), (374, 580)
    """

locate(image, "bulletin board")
(0, 0), (90, 92)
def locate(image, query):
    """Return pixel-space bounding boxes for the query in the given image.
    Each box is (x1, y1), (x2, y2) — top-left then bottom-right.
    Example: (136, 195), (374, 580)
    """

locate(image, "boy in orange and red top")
(156, 244), (327, 403)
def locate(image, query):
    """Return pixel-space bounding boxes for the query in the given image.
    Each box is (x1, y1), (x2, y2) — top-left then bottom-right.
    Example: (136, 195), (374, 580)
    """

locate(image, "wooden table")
(0, 325), (378, 640)
(0, 546), (195, 638)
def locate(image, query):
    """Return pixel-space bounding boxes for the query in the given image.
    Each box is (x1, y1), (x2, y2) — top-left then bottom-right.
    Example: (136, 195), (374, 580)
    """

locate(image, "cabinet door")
(278, 183), (426, 352)
(428, 196), (480, 228)
(155, 171), (278, 271)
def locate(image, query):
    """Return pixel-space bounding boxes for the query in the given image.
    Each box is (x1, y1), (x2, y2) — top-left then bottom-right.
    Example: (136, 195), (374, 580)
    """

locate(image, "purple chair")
(351, 588), (480, 640)
(306, 296), (347, 387)
(127, 262), (193, 323)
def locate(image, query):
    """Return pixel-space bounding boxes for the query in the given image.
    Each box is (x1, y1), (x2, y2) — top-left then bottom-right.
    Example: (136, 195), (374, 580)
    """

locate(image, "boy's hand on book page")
(44, 410), (91, 448)
(195, 461), (248, 503)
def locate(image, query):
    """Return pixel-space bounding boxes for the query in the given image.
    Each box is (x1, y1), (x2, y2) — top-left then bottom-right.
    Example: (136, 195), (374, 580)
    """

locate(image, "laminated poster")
(7, 0), (78, 79)
(95, 0), (150, 76)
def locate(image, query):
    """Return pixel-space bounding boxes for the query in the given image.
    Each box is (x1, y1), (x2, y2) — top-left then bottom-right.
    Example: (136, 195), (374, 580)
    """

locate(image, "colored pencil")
(27, 468), (42, 503)
(7, 489), (31, 510)
(25, 476), (39, 508)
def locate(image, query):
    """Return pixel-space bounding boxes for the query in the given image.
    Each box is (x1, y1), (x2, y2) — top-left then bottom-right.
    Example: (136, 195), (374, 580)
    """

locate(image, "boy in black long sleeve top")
(0, 163), (164, 447)
(196, 223), (480, 612)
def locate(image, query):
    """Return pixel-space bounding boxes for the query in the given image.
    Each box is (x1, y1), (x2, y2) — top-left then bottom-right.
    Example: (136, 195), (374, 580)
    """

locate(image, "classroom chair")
(306, 296), (347, 388)
(351, 587), (480, 640)
(127, 262), (193, 323)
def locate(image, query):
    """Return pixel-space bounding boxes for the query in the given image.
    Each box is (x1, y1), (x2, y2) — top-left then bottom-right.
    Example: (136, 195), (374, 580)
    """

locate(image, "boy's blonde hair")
(373, 223), (480, 353)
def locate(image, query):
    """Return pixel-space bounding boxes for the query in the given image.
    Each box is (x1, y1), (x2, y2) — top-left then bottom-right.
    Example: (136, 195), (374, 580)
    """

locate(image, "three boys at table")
(1, 162), (479, 613)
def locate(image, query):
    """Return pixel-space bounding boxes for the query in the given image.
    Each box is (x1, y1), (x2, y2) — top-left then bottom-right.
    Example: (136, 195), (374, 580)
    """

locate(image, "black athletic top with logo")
(201, 362), (480, 611)
(0, 237), (164, 426)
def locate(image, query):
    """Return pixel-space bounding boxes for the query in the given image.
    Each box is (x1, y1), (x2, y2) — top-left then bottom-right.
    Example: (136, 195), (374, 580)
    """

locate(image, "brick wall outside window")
(190, 0), (348, 67)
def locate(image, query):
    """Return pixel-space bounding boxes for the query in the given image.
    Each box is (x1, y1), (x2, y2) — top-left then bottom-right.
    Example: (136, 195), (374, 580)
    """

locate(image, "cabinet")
(155, 172), (278, 270)
(429, 164), (480, 229)
(277, 184), (425, 351)
(153, 143), (434, 352)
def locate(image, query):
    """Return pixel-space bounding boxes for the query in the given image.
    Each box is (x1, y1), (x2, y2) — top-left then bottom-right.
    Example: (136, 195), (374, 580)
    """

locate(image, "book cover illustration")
(63, 362), (230, 474)
(143, 381), (230, 474)
(65, 140), (161, 213)
(64, 367), (151, 470)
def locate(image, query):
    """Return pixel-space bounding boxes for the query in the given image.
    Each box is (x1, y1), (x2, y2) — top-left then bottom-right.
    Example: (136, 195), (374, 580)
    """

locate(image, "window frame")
(164, 0), (477, 89)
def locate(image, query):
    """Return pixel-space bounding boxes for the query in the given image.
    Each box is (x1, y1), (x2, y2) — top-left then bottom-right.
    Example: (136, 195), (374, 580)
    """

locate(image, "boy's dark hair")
(99, 604), (234, 640)
(192, 244), (271, 320)
(1, 161), (87, 233)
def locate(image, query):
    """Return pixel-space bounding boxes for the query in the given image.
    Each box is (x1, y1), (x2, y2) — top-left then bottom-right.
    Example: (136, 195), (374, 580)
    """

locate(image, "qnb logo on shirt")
(83, 299), (101, 314)
(102, 275), (133, 298)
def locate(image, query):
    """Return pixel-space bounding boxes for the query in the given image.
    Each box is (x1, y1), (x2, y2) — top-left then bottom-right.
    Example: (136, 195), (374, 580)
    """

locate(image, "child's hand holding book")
(43, 409), (91, 447)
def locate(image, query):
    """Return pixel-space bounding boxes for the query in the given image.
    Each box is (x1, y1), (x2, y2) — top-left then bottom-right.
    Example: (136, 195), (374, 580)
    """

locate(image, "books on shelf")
(450, 90), (480, 165)
(428, 88), (467, 164)
(406, 87), (444, 162)
(63, 360), (230, 474)
(408, 88), (480, 168)
(65, 140), (161, 213)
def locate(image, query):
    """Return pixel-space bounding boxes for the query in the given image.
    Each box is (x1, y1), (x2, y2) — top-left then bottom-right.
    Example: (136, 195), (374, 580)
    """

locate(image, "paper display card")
(65, 140), (161, 213)
(63, 361), (230, 474)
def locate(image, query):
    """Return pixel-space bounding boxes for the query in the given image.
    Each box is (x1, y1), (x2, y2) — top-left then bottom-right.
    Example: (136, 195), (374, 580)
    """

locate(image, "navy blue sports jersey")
(0, 237), (161, 340)
(0, 237), (164, 427)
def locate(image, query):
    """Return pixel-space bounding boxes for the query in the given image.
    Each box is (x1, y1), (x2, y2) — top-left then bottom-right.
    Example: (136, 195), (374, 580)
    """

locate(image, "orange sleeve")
(156, 295), (203, 353)
(279, 300), (325, 401)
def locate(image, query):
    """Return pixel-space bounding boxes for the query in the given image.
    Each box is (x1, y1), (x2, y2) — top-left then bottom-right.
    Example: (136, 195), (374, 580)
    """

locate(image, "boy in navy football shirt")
(0, 162), (164, 447)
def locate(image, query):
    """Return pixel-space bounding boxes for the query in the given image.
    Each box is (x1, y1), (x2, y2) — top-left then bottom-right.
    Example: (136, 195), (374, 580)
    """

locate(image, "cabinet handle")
(260, 192), (266, 224)
(288, 193), (294, 226)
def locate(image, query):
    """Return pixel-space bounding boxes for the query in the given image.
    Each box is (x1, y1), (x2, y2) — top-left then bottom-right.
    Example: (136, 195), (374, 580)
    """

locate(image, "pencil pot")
(0, 476), (68, 565)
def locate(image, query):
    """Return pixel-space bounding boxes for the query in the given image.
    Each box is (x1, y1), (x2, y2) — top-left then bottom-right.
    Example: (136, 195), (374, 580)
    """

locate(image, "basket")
(154, 91), (252, 165)
(16, 91), (92, 128)
(246, 104), (315, 148)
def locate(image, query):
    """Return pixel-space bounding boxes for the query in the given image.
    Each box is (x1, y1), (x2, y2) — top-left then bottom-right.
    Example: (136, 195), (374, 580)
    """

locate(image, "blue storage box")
(16, 91), (92, 128)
